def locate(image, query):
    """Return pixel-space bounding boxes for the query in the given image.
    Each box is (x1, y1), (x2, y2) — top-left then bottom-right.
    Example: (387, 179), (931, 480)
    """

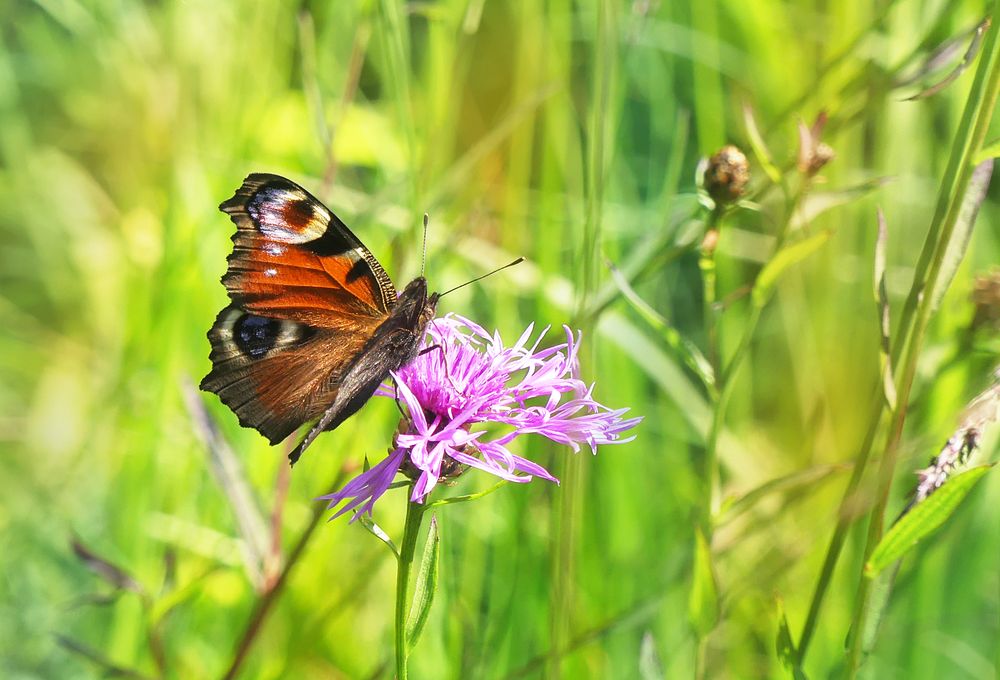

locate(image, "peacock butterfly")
(200, 173), (438, 465)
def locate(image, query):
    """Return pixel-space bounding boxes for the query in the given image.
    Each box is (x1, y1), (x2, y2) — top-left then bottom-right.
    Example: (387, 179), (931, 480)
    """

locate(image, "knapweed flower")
(319, 314), (641, 520)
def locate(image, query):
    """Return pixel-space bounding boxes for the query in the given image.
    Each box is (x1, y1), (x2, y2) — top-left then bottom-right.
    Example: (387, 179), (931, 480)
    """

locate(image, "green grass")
(2, 0), (999, 678)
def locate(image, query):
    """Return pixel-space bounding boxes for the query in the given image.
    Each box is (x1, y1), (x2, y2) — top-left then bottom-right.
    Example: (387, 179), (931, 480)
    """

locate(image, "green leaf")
(742, 102), (782, 184)
(774, 596), (809, 678)
(71, 538), (146, 597)
(638, 632), (664, 680)
(901, 17), (991, 101)
(752, 230), (832, 307)
(358, 513), (400, 559)
(717, 463), (849, 526)
(791, 177), (891, 230)
(866, 465), (994, 576)
(182, 379), (269, 588)
(972, 135), (1000, 164)
(927, 159), (993, 314)
(688, 528), (719, 637)
(873, 210), (897, 410)
(426, 480), (507, 508)
(606, 258), (715, 391)
(406, 514), (440, 648)
(859, 562), (900, 657)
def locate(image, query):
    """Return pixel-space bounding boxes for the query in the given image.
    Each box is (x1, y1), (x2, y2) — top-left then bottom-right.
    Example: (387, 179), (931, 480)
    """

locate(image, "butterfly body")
(201, 173), (437, 465)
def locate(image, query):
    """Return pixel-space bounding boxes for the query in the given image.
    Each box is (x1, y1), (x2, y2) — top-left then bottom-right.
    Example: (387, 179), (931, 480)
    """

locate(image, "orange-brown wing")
(200, 305), (379, 444)
(219, 173), (398, 327)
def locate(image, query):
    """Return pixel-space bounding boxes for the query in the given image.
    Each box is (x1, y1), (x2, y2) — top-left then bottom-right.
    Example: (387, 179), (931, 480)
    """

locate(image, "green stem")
(796, 387), (882, 661)
(699, 210), (722, 378)
(697, 207), (725, 533)
(844, 10), (1000, 676)
(394, 488), (426, 680)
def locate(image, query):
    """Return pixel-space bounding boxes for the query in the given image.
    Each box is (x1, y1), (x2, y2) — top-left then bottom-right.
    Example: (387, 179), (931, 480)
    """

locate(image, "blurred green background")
(2, 0), (999, 678)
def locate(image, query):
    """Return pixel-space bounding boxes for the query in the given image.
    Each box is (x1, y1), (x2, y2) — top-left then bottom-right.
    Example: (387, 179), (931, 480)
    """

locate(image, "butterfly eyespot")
(247, 186), (327, 243)
(232, 314), (312, 359)
(234, 315), (283, 358)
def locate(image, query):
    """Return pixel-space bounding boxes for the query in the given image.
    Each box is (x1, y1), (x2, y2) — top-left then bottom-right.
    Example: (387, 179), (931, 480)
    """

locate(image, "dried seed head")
(971, 269), (1000, 330)
(703, 145), (750, 206)
(797, 113), (835, 176)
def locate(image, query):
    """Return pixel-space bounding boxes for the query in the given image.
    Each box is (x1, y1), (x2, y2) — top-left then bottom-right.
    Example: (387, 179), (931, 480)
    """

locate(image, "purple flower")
(319, 314), (641, 521)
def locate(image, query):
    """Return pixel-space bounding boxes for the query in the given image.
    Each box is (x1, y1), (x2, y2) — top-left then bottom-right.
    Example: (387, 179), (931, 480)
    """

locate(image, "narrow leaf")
(426, 480), (507, 508)
(181, 378), (269, 586)
(972, 136), (1000, 164)
(752, 230), (831, 307)
(584, 194), (703, 321)
(874, 210), (897, 410)
(742, 101), (782, 184)
(859, 562), (900, 656)
(928, 159), (993, 313)
(358, 514), (400, 559)
(606, 258), (715, 390)
(902, 17), (991, 101)
(71, 539), (145, 596)
(406, 514), (440, 648)
(55, 635), (154, 679)
(717, 463), (849, 525)
(791, 177), (890, 230)
(688, 528), (719, 637)
(866, 465), (993, 576)
(775, 596), (809, 678)
(638, 632), (664, 680)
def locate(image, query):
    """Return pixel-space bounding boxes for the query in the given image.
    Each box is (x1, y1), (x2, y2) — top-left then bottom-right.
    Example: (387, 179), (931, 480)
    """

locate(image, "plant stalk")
(394, 488), (426, 680)
(844, 10), (1000, 676)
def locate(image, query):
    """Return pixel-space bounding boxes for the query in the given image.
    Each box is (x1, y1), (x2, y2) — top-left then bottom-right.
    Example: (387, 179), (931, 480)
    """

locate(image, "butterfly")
(200, 173), (438, 465)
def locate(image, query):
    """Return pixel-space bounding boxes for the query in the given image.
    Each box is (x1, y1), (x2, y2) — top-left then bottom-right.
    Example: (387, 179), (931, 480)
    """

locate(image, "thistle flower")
(320, 314), (641, 520)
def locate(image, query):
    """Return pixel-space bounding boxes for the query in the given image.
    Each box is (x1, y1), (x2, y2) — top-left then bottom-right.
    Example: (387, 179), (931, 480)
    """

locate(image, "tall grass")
(1, 1), (998, 678)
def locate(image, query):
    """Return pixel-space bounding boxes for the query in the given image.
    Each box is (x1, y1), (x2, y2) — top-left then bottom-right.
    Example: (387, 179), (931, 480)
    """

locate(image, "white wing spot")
(264, 243), (285, 256)
(264, 268), (278, 278)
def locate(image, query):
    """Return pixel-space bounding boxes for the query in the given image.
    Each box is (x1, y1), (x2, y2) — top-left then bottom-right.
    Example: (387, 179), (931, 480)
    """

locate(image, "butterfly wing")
(201, 174), (397, 443)
(201, 305), (371, 444)
(218, 173), (397, 325)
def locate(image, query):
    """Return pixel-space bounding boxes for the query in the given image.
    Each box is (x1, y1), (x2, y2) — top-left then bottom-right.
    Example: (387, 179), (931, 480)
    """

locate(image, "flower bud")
(797, 113), (835, 176)
(971, 269), (1000, 330)
(703, 145), (750, 206)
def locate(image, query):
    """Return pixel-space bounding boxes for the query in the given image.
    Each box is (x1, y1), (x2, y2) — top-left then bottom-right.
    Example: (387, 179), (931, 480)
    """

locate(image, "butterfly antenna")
(420, 213), (429, 277)
(439, 257), (525, 297)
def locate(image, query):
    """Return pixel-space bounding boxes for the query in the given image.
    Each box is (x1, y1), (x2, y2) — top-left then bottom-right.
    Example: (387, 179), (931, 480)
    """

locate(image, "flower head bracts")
(319, 314), (640, 521)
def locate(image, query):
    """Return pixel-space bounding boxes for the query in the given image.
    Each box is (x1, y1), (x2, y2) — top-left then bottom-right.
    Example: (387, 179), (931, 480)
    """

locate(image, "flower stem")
(394, 488), (425, 680)
(843, 11), (1000, 675)
(697, 207), (724, 532)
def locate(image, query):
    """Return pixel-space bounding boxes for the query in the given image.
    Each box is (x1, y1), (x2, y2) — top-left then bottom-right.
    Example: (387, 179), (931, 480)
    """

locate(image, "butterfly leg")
(391, 375), (409, 420)
(416, 343), (463, 394)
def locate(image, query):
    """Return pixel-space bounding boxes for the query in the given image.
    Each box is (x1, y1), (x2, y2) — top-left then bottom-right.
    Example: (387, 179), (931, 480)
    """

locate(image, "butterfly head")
(395, 276), (439, 336)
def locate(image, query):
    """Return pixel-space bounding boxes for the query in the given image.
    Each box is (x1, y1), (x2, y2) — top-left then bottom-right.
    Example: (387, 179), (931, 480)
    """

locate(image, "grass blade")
(688, 528), (719, 637)
(752, 230), (832, 308)
(638, 631), (663, 680)
(71, 538), (145, 597)
(874, 209), (897, 410)
(903, 17), (991, 100)
(181, 378), (269, 588)
(927, 159), (993, 313)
